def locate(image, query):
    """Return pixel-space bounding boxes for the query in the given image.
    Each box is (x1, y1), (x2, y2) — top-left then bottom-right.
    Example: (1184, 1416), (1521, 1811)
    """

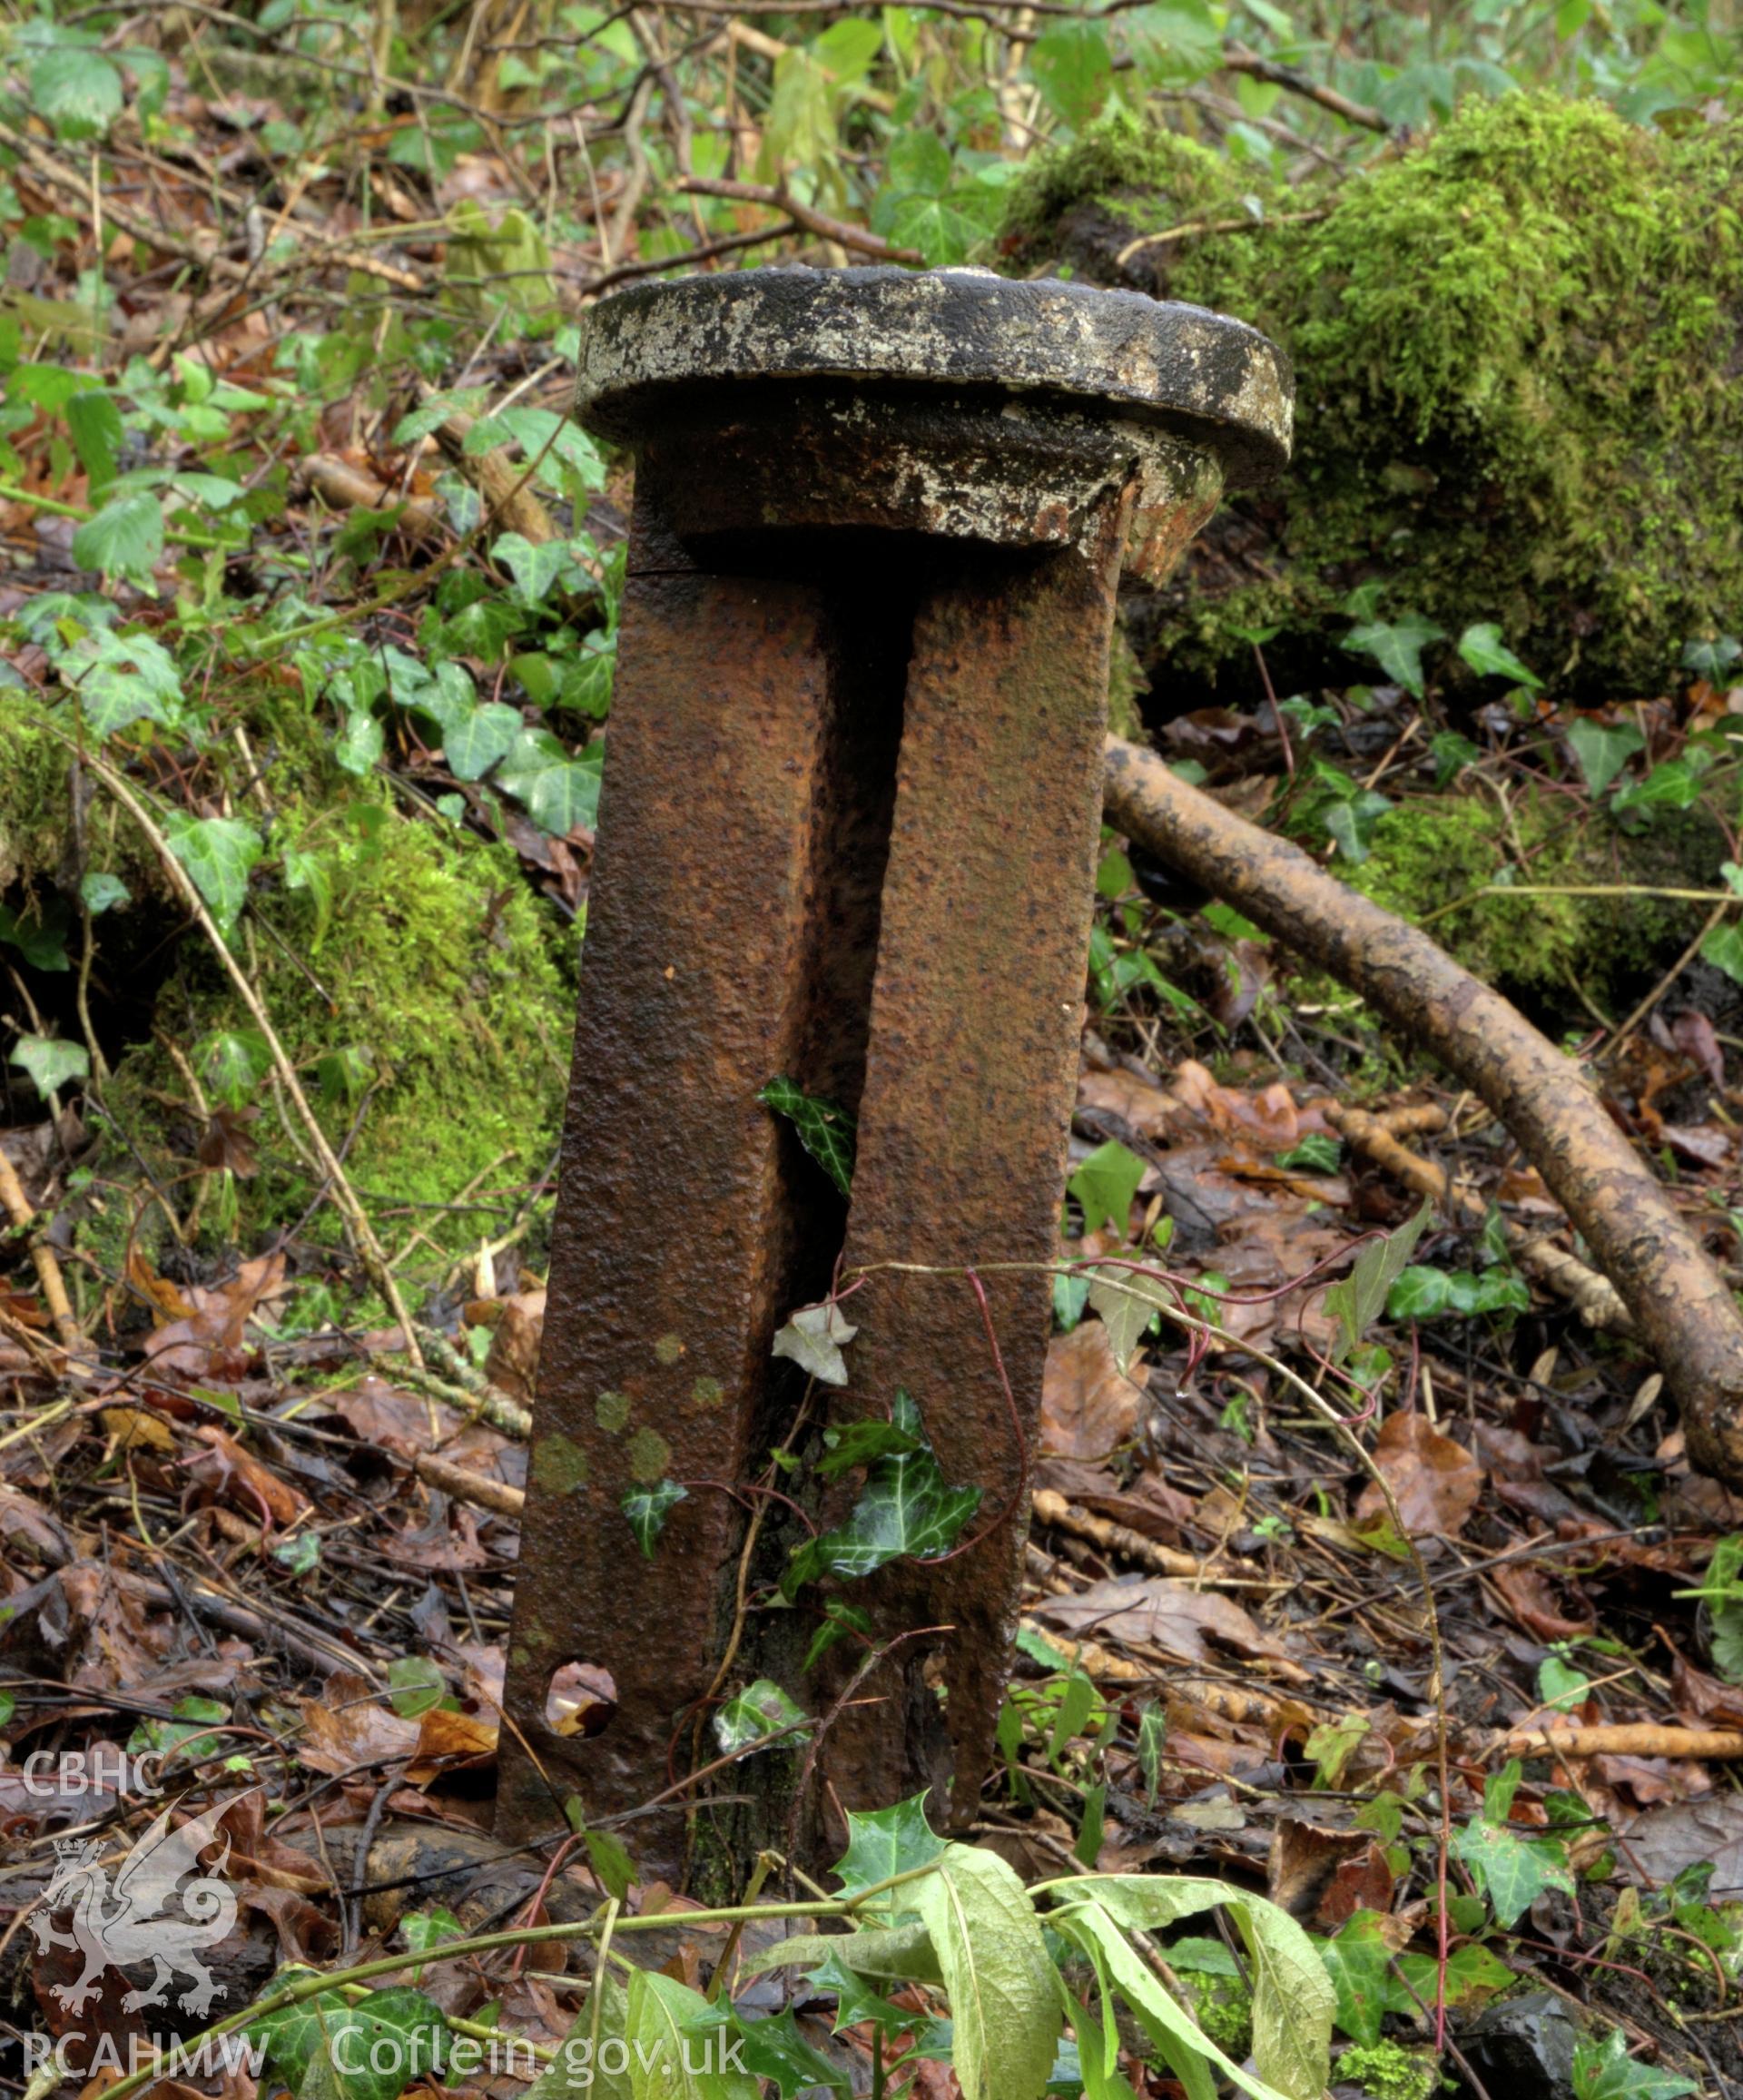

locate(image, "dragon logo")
(28, 1798), (239, 2018)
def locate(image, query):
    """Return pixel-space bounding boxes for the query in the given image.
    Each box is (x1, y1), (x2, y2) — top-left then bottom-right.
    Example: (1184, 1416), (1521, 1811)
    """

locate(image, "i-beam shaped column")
(497, 269), (1292, 1879)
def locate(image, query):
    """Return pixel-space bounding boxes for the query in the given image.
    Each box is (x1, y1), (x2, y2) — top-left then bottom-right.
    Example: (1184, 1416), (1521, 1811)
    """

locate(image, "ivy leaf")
(1571, 2027), (1699, 2100)
(62, 626), (185, 736)
(1452, 1817), (1573, 1929)
(491, 531), (587, 605)
(335, 707), (386, 776)
(1565, 717), (1645, 796)
(1324, 1202), (1432, 1363)
(198, 1028), (272, 1108)
(72, 492), (164, 585)
(10, 1035), (90, 1097)
(1385, 1266), (1452, 1320)
(832, 1790), (948, 1900)
(803, 1597), (873, 1671)
(1344, 615), (1445, 697)
(771, 1300), (857, 1386)
(714, 1677), (808, 1757)
(816, 1416), (921, 1481)
(1068, 1139), (1145, 1237)
(783, 1390), (980, 1596)
(250, 1974), (448, 2100)
(444, 701), (523, 783)
(891, 192), (994, 268)
(0, 900), (72, 971)
(163, 813), (263, 938)
(1317, 1912), (1390, 2046)
(1322, 789), (1393, 864)
(80, 872), (130, 914)
(622, 1478), (686, 1558)
(911, 1845), (1060, 2100)
(1457, 621), (1542, 689)
(31, 47), (125, 140)
(1701, 922), (1743, 988)
(758, 1075), (856, 1197)
(495, 728), (602, 836)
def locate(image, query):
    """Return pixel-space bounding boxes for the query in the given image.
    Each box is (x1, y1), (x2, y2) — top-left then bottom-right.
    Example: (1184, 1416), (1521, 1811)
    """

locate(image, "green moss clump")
(0, 692), (78, 892)
(1343, 791), (1718, 1001)
(1005, 94), (1743, 697)
(1336, 2038), (1440, 2100)
(101, 794), (576, 1261)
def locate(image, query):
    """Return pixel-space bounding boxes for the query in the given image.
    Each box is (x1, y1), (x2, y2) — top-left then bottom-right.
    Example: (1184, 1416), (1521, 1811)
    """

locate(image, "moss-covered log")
(1004, 94), (1743, 703)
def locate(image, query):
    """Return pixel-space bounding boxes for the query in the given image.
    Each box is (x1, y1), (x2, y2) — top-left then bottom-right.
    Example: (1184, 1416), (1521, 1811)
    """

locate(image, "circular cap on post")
(576, 266), (1294, 490)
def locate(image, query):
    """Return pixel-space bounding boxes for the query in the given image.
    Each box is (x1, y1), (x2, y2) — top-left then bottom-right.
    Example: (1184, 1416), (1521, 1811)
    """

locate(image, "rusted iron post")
(498, 268), (1291, 1877)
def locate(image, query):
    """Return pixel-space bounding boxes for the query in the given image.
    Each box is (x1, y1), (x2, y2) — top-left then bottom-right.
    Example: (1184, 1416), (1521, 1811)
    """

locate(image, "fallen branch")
(1326, 1100), (1630, 1330)
(1502, 1722), (1743, 1760)
(0, 1146), (84, 1355)
(1029, 1486), (1270, 1587)
(1102, 735), (1743, 1486)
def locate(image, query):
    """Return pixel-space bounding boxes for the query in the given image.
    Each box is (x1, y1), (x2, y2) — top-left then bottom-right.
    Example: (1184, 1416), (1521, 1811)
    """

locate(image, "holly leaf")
(758, 1075), (856, 1197)
(801, 1950), (929, 2037)
(10, 1035), (89, 1097)
(832, 1790), (948, 1900)
(163, 813), (263, 938)
(1068, 1140), (1145, 1237)
(783, 1391), (980, 1596)
(771, 1301), (857, 1386)
(714, 1678), (808, 1757)
(725, 2008), (850, 2098)
(622, 1478), (686, 1558)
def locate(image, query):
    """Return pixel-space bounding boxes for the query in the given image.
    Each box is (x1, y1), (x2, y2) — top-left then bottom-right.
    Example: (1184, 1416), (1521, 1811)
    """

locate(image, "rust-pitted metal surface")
(497, 267), (1292, 1878)
(820, 504), (1131, 1826)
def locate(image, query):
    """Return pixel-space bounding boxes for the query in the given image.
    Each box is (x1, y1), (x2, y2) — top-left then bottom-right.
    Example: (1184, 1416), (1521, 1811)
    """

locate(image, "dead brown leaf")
(1354, 1410), (1482, 1541)
(1036, 1574), (1301, 1676)
(1040, 1322), (1145, 1461)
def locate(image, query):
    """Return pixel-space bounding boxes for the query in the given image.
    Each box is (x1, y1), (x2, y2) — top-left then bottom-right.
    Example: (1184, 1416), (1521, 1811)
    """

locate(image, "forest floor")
(5, 15), (1743, 2100)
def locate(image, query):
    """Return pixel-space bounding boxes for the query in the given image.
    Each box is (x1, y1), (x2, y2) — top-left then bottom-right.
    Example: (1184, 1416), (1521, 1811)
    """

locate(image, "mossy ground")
(1337, 792), (1719, 1009)
(5, 697), (576, 1280)
(1005, 94), (1743, 700)
(1334, 2038), (1441, 2100)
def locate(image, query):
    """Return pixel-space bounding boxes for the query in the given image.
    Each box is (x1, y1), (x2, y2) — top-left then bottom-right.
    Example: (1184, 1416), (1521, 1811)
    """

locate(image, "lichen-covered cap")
(576, 265), (1294, 488)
